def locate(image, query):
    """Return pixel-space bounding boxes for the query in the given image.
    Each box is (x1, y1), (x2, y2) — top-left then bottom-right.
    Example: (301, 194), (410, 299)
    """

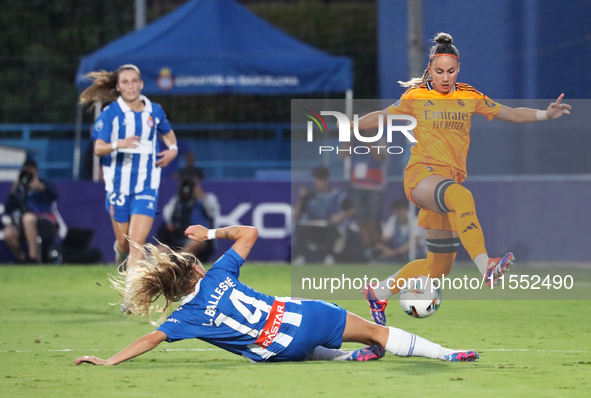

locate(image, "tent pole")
(407, 0), (424, 77)
(407, 0), (423, 262)
(135, 0), (147, 30)
(345, 89), (353, 119)
(73, 104), (83, 180)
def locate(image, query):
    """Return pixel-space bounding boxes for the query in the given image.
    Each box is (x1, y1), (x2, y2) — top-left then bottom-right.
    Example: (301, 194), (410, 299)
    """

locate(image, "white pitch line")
(0, 348), (221, 353)
(0, 348), (588, 354)
(484, 349), (585, 353)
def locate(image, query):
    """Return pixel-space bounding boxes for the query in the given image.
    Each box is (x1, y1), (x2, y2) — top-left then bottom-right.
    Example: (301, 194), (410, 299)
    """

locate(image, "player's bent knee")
(343, 313), (382, 346)
(455, 184), (474, 201)
(363, 323), (385, 346)
(434, 179), (456, 213)
(371, 324), (389, 348)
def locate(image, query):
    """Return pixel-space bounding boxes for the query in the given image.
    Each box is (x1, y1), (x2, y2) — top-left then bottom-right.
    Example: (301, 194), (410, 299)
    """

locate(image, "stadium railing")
(0, 123), (292, 180)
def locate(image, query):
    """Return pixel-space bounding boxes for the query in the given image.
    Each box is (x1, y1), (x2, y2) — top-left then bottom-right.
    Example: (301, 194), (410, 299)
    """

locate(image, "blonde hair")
(79, 64), (142, 108)
(110, 243), (204, 325)
(399, 32), (460, 88)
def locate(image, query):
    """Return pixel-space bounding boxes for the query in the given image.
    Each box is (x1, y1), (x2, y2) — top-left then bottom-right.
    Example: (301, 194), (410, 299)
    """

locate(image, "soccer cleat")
(362, 284), (388, 326)
(346, 345), (386, 362)
(484, 252), (514, 288)
(443, 350), (479, 362)
(113, 242), (129, 267)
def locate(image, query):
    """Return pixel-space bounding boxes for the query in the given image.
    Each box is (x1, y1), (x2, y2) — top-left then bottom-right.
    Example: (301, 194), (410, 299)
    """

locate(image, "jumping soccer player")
(73, 224), (478, 365)
(80, 64), (178, 273)
(356, 33), (571, 326)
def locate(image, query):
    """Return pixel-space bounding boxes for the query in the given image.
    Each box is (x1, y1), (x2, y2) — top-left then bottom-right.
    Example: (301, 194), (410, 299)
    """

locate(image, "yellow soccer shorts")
(404, 162), (466, 232)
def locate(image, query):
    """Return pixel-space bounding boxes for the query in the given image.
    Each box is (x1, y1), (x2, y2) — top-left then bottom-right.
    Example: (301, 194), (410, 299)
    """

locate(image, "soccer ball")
(399, 276), (442, 318)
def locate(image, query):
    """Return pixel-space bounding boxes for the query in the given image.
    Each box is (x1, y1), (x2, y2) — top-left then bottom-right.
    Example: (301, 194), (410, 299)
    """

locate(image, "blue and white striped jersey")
(157, 249), (303, 362)
(92, 96), (172, 195)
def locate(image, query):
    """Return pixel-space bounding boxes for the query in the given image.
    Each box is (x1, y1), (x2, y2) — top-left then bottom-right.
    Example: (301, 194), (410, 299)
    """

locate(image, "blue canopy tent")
(75, 0), (352, 95)
(73, 0), (352, 179)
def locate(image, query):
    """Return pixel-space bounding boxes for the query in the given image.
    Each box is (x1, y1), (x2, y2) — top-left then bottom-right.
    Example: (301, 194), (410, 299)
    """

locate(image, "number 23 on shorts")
(109, 192), (126, 206)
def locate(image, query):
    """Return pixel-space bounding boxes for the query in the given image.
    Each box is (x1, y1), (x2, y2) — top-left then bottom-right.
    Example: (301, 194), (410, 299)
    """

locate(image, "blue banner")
(1, 179), (590, 263)
(0, 181), (291, 263)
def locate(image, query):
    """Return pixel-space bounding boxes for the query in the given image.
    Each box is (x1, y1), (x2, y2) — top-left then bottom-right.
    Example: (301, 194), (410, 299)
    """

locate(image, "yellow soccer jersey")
(388, 81), (500, 177)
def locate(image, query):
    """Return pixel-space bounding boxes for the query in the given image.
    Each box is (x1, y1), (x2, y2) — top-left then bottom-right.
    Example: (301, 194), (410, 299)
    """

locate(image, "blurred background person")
(293, 166), (356, 265)
(174, 150), (202, 182)
(156, 172), (219, 262)
(2, 159), (59, 263)
(374, 198), (426, 264)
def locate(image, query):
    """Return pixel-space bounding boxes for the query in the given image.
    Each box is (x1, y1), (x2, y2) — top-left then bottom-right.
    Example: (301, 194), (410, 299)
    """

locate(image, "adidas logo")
(423, 100), (434, 107)
(462, 222), (478, 233)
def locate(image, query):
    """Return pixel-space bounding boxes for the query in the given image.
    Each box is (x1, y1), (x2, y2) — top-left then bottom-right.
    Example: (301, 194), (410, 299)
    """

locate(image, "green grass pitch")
(1, 264), (590, 397)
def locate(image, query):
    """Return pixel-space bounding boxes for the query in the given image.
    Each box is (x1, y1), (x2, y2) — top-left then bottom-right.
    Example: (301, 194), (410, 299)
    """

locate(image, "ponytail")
(79, 64), (142, 108)
(399, 68), (431, 88)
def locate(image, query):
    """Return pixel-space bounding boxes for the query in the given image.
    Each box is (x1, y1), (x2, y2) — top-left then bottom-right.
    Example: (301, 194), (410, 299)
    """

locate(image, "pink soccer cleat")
(484, 252), (514, 288)
(363, 284), (388, 326)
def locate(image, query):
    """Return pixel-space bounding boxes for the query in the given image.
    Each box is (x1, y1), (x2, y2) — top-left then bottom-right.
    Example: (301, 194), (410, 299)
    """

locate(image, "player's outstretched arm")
(494, 93), (571, 123)
(185, 225), (258, 260)
(73, 330), (167, 366)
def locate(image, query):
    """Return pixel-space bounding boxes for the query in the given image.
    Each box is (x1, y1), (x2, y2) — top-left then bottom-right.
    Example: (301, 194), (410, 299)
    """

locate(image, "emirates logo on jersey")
(147, 116), (154, 128)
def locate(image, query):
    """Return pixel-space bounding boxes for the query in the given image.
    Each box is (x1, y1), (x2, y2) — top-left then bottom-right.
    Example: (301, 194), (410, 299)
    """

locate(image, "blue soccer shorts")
(104, 190), (158, 223)
(269, 300), (347, 362)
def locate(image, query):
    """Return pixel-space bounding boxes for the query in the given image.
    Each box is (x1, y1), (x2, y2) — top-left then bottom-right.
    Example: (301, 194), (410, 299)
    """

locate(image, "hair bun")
(434, 33), (453, 45)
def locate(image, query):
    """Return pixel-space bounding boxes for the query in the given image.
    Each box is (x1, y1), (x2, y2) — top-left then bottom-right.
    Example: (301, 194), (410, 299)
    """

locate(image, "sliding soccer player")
(74, 224), (477, 365)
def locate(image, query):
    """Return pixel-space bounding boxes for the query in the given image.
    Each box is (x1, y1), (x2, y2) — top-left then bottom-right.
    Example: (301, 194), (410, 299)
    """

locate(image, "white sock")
(307, 346), (350, 361)
(385, 327), (453, 360)
(372, 270), (401, 301)
(474, 253), (489, 275)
